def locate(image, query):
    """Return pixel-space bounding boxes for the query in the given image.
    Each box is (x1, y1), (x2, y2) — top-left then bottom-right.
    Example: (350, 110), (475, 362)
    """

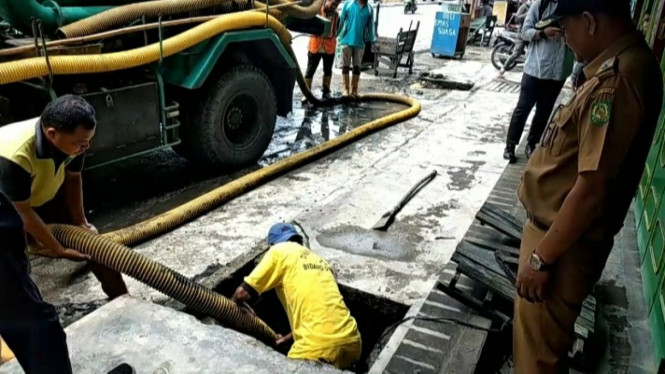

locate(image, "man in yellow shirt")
(232, 223), (362, 369)
(0, 94), (127, 299)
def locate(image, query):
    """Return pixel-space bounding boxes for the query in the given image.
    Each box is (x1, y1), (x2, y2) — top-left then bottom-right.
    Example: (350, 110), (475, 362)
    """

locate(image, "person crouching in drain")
(232, 223), (362, 369)
(303, 0), (341, 104)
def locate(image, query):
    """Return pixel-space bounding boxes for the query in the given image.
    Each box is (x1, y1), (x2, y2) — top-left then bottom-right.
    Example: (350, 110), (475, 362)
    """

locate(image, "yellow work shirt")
(518, 31), (663, 242)
(0, 118), (85, 207)
(243, 242), (361, 359)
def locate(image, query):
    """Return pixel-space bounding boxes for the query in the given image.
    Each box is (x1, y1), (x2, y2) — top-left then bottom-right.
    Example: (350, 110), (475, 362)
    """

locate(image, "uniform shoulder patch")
(590, 99), (612, 126)
(595, 57), (618, 78)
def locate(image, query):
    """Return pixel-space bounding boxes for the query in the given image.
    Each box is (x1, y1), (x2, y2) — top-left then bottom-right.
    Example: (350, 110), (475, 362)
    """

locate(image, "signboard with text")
(430, 11), (462, 57)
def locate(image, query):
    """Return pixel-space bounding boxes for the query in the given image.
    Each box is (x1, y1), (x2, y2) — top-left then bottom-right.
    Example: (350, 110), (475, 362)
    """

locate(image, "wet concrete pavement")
(0, 296), (351, 374)
(28, 33), (525, 328)
(84, 101), (405, 233)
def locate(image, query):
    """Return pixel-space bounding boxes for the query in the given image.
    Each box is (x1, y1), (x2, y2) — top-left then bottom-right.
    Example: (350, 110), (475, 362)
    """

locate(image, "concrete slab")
(0, 296), (348, 374)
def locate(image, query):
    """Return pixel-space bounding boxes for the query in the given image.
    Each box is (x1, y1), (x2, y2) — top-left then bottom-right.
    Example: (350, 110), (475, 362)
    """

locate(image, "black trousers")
(305, 52), (335, 79)
(506, 73), (565, 147)
(0, 194), (72, 374)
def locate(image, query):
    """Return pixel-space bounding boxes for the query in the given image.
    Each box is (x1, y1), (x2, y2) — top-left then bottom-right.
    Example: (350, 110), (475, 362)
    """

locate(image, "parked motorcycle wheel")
(491, 43), (518, 71)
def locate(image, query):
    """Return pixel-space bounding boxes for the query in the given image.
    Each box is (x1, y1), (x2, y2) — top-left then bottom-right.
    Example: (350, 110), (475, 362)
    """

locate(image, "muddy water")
(83, 101), (406, 232)
(261, 101), (400, 166)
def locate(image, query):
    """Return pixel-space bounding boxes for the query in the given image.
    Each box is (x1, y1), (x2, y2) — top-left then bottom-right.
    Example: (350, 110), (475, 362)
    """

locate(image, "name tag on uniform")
(590, 88), (616, 98)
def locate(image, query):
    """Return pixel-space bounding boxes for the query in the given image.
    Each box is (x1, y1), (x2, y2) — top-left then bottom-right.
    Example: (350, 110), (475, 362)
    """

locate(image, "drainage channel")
(196, 249), (411, 373)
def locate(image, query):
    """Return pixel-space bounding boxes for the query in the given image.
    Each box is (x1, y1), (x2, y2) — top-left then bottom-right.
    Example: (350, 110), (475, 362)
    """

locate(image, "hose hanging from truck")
(0, 13), (290, 84)
(0, 5), (421, 345)
(0, 2), (296, 58)
(56, 0), (323, 38)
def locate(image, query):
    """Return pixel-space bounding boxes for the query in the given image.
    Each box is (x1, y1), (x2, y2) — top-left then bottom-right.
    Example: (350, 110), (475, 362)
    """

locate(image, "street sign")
(430, 11), (462, 57)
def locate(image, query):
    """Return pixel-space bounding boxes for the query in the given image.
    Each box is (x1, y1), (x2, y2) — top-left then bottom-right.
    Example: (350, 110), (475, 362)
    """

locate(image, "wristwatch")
(538, 30), (546, 39)
(529, 249), (552, 272)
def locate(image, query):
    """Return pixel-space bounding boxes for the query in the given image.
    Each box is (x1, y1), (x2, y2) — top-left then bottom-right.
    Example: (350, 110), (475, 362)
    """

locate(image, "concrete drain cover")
(482, 79), (521, 94)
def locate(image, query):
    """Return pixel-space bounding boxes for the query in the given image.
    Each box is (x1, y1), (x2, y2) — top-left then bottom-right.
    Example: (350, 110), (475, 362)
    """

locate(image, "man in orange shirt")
(303, 0), (341, 103)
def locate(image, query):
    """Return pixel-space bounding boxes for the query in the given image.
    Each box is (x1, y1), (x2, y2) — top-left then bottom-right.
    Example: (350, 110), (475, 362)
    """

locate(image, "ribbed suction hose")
(264, 0), (323, 20)
(58, 0), (253, 38)
(102, 91), (420, 245)
(254, 1), (288, 19)
(49, 224), (278, 346)
(253, 0), (321, 20)
(0, 13), (291, 85)
(58, 0), (322, 38)
(0, 10), (421, 246)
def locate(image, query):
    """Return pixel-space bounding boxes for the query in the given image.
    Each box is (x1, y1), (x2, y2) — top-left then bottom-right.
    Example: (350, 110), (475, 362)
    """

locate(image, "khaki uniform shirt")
(518, 31), (664, 242)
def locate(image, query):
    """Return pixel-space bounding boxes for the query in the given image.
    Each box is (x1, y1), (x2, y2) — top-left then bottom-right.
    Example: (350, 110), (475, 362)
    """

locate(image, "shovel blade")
(371, 211), (395, 231)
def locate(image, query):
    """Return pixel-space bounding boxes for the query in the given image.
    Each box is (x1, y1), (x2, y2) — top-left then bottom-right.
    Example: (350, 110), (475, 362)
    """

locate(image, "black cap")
(535, 0), (632, 30)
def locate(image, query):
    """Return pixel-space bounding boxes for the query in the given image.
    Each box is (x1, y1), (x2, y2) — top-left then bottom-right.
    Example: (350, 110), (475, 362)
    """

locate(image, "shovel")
(371, 170), (438, 231)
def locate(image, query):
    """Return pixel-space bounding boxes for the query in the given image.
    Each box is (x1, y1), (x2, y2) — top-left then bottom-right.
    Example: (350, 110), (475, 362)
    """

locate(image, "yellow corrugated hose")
(0, 7), (421, 348)
(50, 224), (279, 345)
(0, 10), (421, 245)
(101, 92), (420, 245)
(58, 0), (322, 38)
(58, 0), (252, 38)
(0, 13), (292, 85)
(254, 1), (288, 19)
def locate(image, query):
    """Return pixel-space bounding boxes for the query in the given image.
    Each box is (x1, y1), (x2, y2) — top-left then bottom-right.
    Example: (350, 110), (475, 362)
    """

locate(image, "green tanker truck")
(0, 0), (328, 170)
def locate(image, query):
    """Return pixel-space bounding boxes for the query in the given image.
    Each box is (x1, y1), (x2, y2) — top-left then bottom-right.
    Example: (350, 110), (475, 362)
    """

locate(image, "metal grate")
(482, 79), (521, 94)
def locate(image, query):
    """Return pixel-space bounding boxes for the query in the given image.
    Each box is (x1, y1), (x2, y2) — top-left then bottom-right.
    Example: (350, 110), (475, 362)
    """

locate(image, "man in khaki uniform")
(513, 0), (664, 372)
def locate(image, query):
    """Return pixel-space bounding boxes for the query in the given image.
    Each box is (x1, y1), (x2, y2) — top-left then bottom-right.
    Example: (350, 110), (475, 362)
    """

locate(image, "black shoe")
(525, 143), (536, 159)
(503, 146), (517, 164)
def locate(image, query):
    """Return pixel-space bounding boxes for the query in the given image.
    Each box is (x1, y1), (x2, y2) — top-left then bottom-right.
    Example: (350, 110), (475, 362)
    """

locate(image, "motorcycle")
(403, 0), (417, 14)
(491, 29), (527, 71)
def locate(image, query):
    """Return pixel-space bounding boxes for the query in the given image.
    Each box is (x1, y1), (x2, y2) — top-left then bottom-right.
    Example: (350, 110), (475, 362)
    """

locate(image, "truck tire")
(177, 65), (277, 170)
(491, 43), (516, 71)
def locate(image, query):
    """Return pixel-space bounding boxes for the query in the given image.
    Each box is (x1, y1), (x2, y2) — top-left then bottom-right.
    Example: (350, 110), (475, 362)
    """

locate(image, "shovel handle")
(391, 170), (438, 213)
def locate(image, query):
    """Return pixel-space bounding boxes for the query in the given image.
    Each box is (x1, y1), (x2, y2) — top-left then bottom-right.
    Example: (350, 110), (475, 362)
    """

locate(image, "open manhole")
(213, 253), (409, 373)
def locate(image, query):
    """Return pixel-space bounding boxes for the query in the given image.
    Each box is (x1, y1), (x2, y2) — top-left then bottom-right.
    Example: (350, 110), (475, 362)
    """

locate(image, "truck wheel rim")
(223, 92), (260, 149)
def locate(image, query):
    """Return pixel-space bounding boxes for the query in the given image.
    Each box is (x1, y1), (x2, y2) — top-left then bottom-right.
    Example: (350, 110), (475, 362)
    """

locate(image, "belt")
(526, 212), (550, 231)
(526, 212), (615, 248)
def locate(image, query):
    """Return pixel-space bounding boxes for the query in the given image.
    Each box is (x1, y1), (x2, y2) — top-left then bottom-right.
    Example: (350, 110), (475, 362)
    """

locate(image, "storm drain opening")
(213, 253), (409, 373)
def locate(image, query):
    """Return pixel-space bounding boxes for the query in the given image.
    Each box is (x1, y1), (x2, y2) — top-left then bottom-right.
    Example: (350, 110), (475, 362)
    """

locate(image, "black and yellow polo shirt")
(0, 118), (85, 207)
